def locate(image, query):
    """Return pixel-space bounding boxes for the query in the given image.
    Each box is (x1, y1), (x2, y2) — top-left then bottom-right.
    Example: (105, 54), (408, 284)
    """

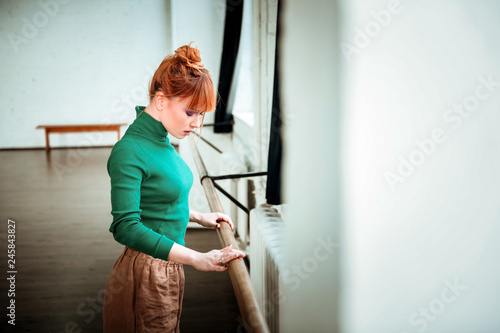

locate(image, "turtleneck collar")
(130, 106), (169, 142)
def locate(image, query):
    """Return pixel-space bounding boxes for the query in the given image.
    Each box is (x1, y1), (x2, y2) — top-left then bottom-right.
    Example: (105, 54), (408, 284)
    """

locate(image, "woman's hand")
(194, 212), (235, 231)
(193, 244), (246, 272)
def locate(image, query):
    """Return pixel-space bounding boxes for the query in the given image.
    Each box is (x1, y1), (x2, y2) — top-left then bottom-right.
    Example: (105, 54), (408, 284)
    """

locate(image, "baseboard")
(0, 145), (115, 151)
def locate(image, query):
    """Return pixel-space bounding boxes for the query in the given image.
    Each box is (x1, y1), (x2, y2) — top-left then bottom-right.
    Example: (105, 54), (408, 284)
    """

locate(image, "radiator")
(250, 204), (286, 333)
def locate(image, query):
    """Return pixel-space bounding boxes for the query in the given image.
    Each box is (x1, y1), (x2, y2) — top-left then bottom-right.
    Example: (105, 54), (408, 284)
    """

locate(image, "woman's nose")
(190, 118), (200, 128)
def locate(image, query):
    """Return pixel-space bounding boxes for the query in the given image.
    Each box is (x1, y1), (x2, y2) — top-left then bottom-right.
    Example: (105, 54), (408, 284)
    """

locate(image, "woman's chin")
(170, 133), (184, 140)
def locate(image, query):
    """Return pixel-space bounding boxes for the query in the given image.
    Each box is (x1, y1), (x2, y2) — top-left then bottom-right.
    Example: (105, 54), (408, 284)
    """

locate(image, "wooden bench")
(36, 123), (127, 151)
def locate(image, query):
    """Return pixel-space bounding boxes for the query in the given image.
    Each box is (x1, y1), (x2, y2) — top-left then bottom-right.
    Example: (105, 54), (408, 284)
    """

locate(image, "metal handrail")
(189, 138), (271, 333)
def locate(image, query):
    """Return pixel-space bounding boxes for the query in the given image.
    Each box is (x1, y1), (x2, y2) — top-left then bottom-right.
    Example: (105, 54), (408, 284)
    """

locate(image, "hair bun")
(174, 44), (204, 69)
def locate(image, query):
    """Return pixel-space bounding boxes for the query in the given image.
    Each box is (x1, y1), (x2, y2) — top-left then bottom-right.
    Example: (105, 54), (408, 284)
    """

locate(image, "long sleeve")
(107, 140), (175, 261)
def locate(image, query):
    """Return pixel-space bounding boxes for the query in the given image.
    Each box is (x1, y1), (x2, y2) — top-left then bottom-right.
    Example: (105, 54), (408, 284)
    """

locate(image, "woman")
(103, 44), (246, 332)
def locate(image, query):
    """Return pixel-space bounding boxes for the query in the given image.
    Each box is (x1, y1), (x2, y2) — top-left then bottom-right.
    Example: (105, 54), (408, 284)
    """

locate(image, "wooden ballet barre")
(36, 123), (127, 151)
(189, 138), (270, 333)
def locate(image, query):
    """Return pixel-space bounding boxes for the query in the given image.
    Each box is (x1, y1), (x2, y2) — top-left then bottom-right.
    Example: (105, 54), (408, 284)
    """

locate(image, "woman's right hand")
(193, 244), (246, 272)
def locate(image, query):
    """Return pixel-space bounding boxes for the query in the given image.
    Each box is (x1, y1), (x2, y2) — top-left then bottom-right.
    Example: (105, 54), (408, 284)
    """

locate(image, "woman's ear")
(154, 92), (167, 111)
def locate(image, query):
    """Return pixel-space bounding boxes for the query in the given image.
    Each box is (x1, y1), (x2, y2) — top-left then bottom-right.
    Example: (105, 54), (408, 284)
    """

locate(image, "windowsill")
(233, 112), (254, 144)
(233, 111), (254, 127)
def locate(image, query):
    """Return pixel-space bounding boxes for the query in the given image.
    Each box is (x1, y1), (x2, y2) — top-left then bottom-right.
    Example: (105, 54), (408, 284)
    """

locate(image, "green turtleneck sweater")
(107, 106), (193, 261)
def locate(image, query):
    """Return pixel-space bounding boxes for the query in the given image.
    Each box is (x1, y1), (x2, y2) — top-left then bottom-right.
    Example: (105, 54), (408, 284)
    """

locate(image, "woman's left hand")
(197, 212), (234, 231)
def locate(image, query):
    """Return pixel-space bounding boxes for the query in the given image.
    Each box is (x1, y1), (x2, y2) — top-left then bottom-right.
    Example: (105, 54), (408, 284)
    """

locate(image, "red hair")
(149, 43), (215, 137)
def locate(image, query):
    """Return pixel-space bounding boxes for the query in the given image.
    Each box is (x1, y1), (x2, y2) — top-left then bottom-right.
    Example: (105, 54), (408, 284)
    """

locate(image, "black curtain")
(266, 0), (282, 205)
(214, 0), (244, 133)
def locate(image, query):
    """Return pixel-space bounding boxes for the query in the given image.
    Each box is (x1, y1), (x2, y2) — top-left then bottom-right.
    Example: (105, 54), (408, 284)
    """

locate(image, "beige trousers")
(103, 247), (185, 333)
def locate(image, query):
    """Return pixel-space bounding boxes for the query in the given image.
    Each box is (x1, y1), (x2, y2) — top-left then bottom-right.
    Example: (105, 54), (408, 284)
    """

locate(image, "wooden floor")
(0, 148), (243, 332)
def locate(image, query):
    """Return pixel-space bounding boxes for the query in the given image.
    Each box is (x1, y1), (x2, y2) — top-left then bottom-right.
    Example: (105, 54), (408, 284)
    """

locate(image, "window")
(231, 0), (253, 126)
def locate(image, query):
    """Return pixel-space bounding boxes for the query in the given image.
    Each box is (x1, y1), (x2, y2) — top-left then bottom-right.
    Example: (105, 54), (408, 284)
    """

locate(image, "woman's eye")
(186, 111), (204, 117)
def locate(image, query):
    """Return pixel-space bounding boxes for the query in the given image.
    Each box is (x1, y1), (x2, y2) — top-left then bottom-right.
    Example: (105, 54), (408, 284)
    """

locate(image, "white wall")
(281, 0), (500, 332)
(171, 0), (225, 99)
(341, 0), (500, 332)
(280, 0), (341, 331)
(0, 0), (171, 148)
